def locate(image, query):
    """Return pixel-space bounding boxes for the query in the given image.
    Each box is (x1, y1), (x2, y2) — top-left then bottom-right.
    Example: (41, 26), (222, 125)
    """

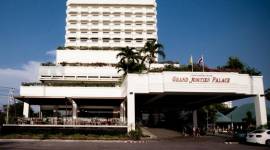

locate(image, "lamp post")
(206, 110), (209, 132)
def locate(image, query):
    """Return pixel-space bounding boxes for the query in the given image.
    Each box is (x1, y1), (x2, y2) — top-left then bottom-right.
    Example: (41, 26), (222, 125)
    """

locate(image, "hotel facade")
(14, 0), (267, 132)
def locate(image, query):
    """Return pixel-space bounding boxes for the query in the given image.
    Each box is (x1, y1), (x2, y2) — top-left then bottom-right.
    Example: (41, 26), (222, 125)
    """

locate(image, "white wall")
(39, 66), (120, 77)
(125, 72), (261, 95)
(22, 72), (264, 98)
(56, 50), (120, 64)
(67, 0), (156, 5)
(20, 86), (124, 98)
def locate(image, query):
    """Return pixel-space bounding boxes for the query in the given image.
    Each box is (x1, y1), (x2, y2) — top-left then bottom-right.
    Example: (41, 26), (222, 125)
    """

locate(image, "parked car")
(246, 129), (270, 146)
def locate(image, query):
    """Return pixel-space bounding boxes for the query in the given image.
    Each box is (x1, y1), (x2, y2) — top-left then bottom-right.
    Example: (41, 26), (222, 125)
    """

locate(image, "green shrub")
(128, 128), (142, 140)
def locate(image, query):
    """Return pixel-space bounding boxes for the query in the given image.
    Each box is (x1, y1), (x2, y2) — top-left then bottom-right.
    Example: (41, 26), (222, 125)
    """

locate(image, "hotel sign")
(172, 75), (230, 84)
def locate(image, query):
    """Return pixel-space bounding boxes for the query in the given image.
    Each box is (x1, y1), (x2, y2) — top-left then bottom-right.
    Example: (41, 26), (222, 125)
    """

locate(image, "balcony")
(66, 32), (78, 37)
(67, 24), (79, 29)
(67, 7), (79, 12)
(39, 65), (121, 82)
(67, 15), (79, 21)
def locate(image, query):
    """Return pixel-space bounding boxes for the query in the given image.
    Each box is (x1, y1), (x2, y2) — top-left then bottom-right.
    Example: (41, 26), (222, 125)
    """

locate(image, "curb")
(124, 140), (151, 144)
(0, 139), (151, 144)
(224, 142), (239, 145)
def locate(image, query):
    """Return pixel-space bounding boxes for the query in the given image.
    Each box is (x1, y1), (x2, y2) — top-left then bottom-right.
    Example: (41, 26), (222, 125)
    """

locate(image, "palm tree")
(116, 46), (144, 75)
(140, 40), (165, 70)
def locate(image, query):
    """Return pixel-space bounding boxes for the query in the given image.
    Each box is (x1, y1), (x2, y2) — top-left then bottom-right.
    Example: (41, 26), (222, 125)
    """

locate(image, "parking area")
(0, 136), (268, 150)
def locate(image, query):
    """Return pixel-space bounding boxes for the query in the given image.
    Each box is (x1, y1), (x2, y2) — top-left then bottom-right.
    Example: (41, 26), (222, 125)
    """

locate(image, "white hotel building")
(14, 0), (267, 132)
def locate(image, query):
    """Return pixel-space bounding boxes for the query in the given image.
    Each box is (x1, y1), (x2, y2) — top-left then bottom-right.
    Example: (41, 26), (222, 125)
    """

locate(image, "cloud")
(46, 50), (56, 57)
(0, 61), (40, 105)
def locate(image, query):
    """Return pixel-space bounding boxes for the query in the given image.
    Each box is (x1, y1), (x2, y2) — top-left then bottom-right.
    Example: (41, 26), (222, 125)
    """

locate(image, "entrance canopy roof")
(17, 72), (264, 109)
(135, 92), (252, 110)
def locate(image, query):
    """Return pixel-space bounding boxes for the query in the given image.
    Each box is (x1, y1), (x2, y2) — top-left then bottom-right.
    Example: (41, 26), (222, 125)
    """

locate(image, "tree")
(116, 46), (145, 75)
(198, 103), (233, 128)
(2, 102), (33, 124)
(266, 88), (270, 100)
(223, 56), (245, 71)
(242, 111), (255, 129)
(140, 40), (165, 70)
(222, 56), (261, 75)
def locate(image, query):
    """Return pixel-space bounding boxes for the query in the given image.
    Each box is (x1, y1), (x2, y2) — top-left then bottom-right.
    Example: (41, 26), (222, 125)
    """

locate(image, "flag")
(197, 56), (204, 66)
(189, 55), (193, 72)
(197, 55), (205, 72)
(189, 55), (193, 65)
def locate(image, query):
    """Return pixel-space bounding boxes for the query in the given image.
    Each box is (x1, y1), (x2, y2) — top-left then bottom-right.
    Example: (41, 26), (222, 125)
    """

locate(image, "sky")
(0, 0), (270, 106)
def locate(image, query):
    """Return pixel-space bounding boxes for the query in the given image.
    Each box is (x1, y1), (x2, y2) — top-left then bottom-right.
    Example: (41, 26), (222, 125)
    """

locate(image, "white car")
(246, 129), (270, 146)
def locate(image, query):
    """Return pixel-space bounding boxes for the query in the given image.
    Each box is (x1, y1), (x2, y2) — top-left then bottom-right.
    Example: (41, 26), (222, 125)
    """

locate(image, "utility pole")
(6, 88), (15, 124)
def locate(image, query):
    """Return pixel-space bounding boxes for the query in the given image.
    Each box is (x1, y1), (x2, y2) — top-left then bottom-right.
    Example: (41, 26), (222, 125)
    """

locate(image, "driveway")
(0, 137), (268, 150)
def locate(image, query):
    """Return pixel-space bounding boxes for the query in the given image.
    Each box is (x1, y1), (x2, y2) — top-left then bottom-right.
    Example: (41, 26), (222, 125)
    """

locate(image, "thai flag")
(197, 56), (204, 66)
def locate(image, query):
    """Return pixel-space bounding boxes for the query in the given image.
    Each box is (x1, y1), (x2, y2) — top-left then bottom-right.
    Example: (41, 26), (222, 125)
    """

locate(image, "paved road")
(0, 137), (268, 150)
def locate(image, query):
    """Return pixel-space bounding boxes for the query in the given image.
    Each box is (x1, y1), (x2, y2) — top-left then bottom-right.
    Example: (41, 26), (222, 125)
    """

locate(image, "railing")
(16, 117), (126, 126)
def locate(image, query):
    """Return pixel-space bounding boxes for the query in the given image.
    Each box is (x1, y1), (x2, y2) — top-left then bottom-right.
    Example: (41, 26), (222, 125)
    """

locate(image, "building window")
(91, 38), (98, 42)
(70, 21), (77, 25)
(81, 21), (88, 25)
(125, 21), (132, 26)
(103, 21), (110, 25)
(91, 12), (99, 16)
(125, 38), (132, 43)
(113, 38), (121, 43)
(147, 38), (155, 42)
(80, 38), (88, 42)
(114, 21), (121, 25)
(103, 12), (110, 17)
(92, 22), (99, 25)
(113, 12), (121, 17)
(125, 12), (132, 17)
(135, 38), (143, 43)
(81, 12), (88, 16)
(68, 37), (76, 42)
(147, 30), (155, 35)
(103, 38), (110, 43)
(125, 32), (132, 34)
(69, 12), (77, 16)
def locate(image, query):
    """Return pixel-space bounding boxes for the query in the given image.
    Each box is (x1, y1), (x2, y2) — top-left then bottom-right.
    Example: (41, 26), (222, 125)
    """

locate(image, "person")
(183, 127), (187, 136)
(192, 126), (196, 136)
(196, 127), (201, 137)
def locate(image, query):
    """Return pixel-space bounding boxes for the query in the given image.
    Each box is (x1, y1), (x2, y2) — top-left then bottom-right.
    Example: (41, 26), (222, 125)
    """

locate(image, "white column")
(254, 95), (267, 127)
(23, 102), (30, 118)
(252, 76), (268, 127)
(120, 102), (124, 123)
(193, 110), (198, 128)
(72, 100), (78, 119)
(127, 93), (135, 132)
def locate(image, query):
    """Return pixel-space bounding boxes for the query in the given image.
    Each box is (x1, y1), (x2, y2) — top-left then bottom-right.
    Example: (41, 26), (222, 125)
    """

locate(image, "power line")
(0, 86), (16, 89)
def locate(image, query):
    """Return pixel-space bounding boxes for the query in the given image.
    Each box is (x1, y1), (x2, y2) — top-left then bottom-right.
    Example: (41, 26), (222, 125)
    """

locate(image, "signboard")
(172, 74), (230, 84)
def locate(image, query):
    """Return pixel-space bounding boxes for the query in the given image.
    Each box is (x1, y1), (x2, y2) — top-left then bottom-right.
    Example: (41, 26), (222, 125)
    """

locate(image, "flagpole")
(202, 55), (205, 72)
(189, 55), (193, 72)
